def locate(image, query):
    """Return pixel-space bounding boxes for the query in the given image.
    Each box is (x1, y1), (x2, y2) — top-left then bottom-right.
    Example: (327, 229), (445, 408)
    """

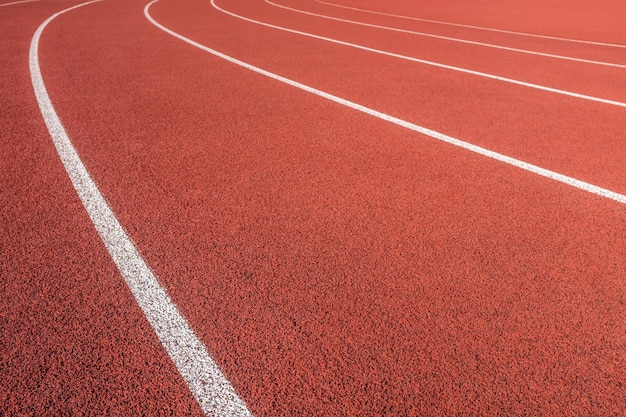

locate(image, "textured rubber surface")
(2, 0), (625, 415)
(1, 1), (204, 415)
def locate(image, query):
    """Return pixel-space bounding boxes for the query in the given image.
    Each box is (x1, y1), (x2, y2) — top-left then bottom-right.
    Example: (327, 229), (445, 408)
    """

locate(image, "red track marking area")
(1, 1), (204, 415)
(2, 0), (625, 415)
(264, 0), (626, 70)
(315, 1), (626, 68)
(317, 0), (626, 45)
(213, 0), (626, 110)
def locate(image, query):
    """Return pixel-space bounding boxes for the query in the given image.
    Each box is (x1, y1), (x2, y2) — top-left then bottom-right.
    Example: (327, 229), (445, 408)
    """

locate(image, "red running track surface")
(1, 0), (625, 415)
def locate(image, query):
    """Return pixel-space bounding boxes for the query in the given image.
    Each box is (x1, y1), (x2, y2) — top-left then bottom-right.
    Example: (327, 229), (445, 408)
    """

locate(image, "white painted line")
(316, 0), (626, 49)
(145, 0), (626, 206)
(0, 0), (38, 7)
(212, 0), (626, 108)
(264, 0), (626, 69)
(30, 2), (253, 416)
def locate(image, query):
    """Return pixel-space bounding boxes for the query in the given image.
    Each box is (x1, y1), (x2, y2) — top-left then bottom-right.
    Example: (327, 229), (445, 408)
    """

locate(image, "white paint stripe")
(316, 0), (626, 49)
(0, 0), (38, 7)
(30, 2), (254, 416)
(145, 0), (626, 205)
(265, 0), (626, 69)
(212, 0), (626, 108)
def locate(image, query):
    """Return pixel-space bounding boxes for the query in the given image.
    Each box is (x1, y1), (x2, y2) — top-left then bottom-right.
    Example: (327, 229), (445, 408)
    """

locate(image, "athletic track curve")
(2, 0), (625, 415)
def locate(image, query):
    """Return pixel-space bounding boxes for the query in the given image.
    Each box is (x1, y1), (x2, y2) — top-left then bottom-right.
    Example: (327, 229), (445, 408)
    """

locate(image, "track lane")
(147, 1), (626, 205)
(305, 0), (626, 69)
(317, 0), (626, 47)
(30, 1), (252, 415)
(150, 0), (626, 196)
(0, 1), (205, 415)
(37, 0), (626, 415)
(216, 0), (626, 106)
(264, 0), (626, 69)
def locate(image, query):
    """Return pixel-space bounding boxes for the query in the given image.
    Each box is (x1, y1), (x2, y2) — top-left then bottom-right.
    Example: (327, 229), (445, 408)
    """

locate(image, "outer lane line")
(0, 0), (38, 7)
(145, 0), (626, 206)
(264, 0), (626, 69)
(316, 0), (626, 49)
(211, 0), (626, 108)
(30, 2), (253, 416)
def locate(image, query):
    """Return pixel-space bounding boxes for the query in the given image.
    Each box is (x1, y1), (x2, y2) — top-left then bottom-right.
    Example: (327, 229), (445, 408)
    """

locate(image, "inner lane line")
(30, 1), (253, 415)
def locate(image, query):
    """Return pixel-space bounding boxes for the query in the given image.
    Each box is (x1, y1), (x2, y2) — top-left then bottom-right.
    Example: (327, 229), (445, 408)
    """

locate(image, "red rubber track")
(154, 0), (626, 196)
(318, 0), (626, 46)
(276, 0), (626, 66)
(0, 1), (204, 415)
(3, 0), (626, 415)
(236, 0), (626, 103)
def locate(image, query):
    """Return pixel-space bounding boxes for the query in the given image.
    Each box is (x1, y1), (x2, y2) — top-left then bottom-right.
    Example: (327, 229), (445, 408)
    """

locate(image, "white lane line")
(316, 0), (626, 49)
(211, 0), (626, 108)
(30, 2), (253, 416)
(265, 0), (626, 69)
(0, 0), (38, 7)
(145, 1), (626, 206)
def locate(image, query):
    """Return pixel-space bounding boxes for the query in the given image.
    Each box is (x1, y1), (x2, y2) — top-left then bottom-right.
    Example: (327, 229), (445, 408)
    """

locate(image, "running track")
(1, 0), (625, 415)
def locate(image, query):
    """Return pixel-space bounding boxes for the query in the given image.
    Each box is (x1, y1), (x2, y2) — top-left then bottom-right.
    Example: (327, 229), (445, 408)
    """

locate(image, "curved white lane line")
(264, 0), (626, 69)
(316, 0), (626, 49)
(145, 1), (626, 205)
(30, 2), (253, 416)
(212, 0), (626, 108)
(0, 0), (38, 7)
